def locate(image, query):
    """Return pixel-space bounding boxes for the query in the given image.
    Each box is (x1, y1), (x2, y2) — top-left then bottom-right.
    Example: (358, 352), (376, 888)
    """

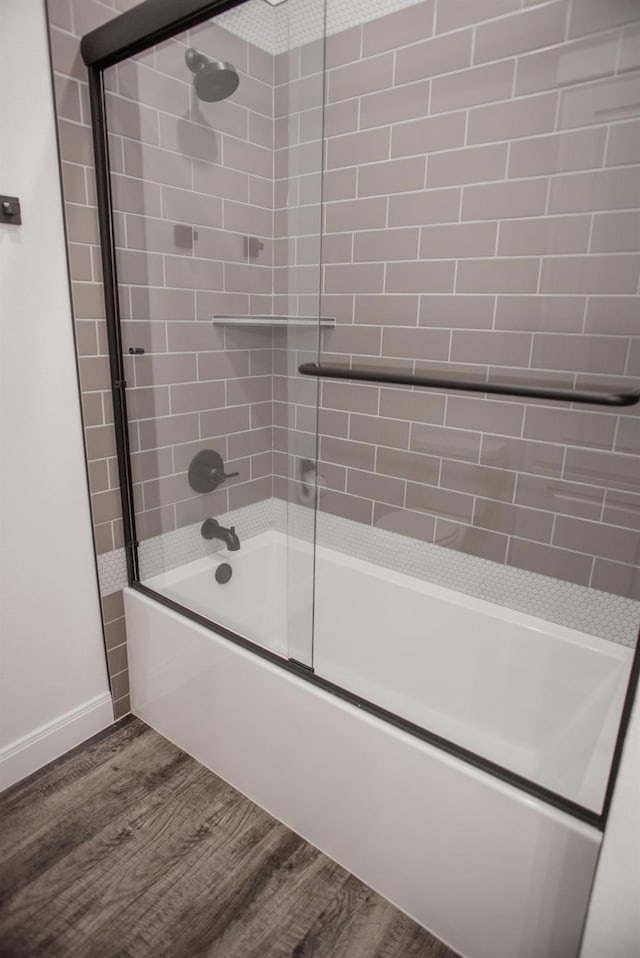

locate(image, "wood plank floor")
(0, 718), (460, 958)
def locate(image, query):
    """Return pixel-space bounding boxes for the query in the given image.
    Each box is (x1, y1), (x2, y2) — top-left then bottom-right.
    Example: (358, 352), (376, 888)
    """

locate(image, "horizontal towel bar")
(298, 363), (640, 407)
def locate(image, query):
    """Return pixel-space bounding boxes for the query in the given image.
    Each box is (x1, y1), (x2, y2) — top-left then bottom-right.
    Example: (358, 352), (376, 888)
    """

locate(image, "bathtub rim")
(129, 571), (640, 831)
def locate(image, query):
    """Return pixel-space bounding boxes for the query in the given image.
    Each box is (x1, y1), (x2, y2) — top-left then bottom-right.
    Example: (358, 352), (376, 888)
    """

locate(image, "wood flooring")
(0, 718), (459, 958)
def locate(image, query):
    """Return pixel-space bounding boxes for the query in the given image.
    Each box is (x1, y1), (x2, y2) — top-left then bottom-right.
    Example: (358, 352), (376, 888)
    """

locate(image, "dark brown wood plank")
(0, 718), (460, 958)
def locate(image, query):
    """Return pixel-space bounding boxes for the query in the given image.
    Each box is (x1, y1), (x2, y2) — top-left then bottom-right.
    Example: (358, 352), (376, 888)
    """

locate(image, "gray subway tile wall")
(48, 0), (640, 721)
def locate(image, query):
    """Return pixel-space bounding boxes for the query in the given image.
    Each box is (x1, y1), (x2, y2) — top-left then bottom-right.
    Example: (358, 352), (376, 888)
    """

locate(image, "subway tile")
(474, 1), (567, 64)
(360, 82), (430, 130)
(350, 413), (410, 450)
(170, 381), (225, 414)
(78, 356), (111, 391)
(515, 33), (618, 96)
(193, 161), (249, 202)
(324, 263), (384, 294)
(467, 92), (558, 145)
(386, 261), (456, 294)
(347, 468), (406, 506)
(436, 0), (520, 34)
(462, 179), (548, 220)
(498, 216), (590, 255)
(107, 645), (127, 680)
(431, 61), (515, 114)
(380, 388), (446, 425)
(61, 162), (87, 205)
(446, 395), (524, 436)
(136, 505), (176, 541)
(48, 0), (73, 30)
(322, 380), (379, 415)
(326, 127), (390, 170)
(325, 197), (387, 233)
(175, 488), (228, 528)
(106, 94), (158, 145)
(111, 673), (130, 705)
(620, 23), (640, 73)
(427, 143), (506, 188)
(93, 522), (114, 555)
(71, 0), (115, 34)
(66, 204), (100, 245)
(419, 295), (495, 329)
(138, 414), (199, 450)
(228, 427), (273, 460)
(568, 0), (640, 39)
(591, 559), (640, 600)
(435, 519), (508, 562)
(325, 100), (360, 138)
(559, 73), (640, 130)
(539, 256), (640, 295)
(142, 473), (192, 511)
(223, 135), (272, 179)
(135, 354), (197, 387)
(323, 324), (382, 355)
(328, 52), (394, 103)
(130, 287), (195, 321)
(319, 489), (373, 525)
(376, 446), (439, 484)
(363, 0), (434, 55)
(391, 112), (466, 158)
(389, 188), (461, 227)
(606, 119), (640, 166)
(441, 459), (516, 501)
(126, 386), (170, 421)
(406, 482), (475, 522)
(524, 403), (617, 447)
(118, 59), (189, 117)
(382, 326), (451, 361)
(115, 249), (164, 287)
(104, 616), (126, 652)
(321, 435), (376, 471)
(373, 503), (436, 542)
(495, 296), (585, 332)
(54, 74), (82, 122)
(480, 435), (564, 476)
(58, 119), (94, 165)
(603, 489), (640, 531)
(358, 157), (426, 198)
(88, 459), (110, 495)
(451, 330), (532, 366)
(49, 26), (85, 82)
(591, 212), (640, 252)
(130, 447), (174, 484)
(554, 515), (640, 564)
(162, 186), (222, 228)
(325, 25), (362, 70)
(229, 476), (273, 511)
(223, 200), (271, 238)
(164, 256), (224, 291)
(355, 228), (419, 262)
(85, 424), (117, 461)
(355, 295), (419, 326)
(616, 418), (640, 455)
(81, 392), (105, 428)
(516, 473), (604, 520)
(199, 405), (251, 438)
(420, 222), (497, 258)
(474, 498), (553, 542)
(198, 349), (250, 380)
(410, 422), (480, 461)
(585, 297), (640, 335)
(226, 376), (272, 406)
(395, 29), (472, 84)
(565, 447), (640, 492)
(456, 258), (539, 294)
(507, 538), (592, 585)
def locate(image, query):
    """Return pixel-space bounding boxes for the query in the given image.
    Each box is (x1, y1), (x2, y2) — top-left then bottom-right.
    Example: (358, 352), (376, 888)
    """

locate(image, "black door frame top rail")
(299, 362), (640, 407)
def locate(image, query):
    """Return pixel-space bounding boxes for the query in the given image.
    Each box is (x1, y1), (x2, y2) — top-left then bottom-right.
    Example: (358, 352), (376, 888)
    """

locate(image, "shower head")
(185, 47), (239, 102)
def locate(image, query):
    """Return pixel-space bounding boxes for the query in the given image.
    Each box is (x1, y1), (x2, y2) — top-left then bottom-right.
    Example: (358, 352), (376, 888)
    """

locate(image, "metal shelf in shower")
(298, 362), (640, 407)
(214, 316), (336, 328)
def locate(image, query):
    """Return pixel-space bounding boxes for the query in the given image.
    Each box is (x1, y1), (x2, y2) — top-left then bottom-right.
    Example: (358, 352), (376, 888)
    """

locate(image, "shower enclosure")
(80, 0), (640, 951)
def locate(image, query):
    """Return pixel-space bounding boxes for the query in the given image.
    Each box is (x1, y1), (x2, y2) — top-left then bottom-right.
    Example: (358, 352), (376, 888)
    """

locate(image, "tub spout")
(201, 518), (240, 551)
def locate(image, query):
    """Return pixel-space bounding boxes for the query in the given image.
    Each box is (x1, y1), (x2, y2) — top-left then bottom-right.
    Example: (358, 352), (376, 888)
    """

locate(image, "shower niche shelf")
(213, 315), (335, 328)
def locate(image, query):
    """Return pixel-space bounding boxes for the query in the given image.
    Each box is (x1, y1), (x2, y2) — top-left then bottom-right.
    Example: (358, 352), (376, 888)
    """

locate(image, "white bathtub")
(127, 530), (634, 958)
(144, 530), (632, 813)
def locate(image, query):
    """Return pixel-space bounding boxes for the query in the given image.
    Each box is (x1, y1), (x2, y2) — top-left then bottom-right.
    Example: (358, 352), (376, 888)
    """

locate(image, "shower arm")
(298, 362), (640, 408)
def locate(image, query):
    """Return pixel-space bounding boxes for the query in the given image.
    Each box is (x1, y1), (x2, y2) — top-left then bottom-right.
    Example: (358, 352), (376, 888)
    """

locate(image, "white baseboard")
(0, 693), (114, 792)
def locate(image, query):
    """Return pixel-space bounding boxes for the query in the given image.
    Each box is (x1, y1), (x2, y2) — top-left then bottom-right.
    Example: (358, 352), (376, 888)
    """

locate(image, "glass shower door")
(308, 0), (640, 816)
(101, 0), (326, 666)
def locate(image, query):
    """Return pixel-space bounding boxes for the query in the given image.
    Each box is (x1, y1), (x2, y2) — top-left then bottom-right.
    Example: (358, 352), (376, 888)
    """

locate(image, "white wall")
(0, 0), (112, 790)
(580, 685), (640, 958)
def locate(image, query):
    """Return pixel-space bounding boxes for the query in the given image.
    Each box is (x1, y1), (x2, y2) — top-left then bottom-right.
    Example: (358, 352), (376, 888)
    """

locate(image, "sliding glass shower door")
(101, 0), (326, 667)
(309, 0), (640, 816)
